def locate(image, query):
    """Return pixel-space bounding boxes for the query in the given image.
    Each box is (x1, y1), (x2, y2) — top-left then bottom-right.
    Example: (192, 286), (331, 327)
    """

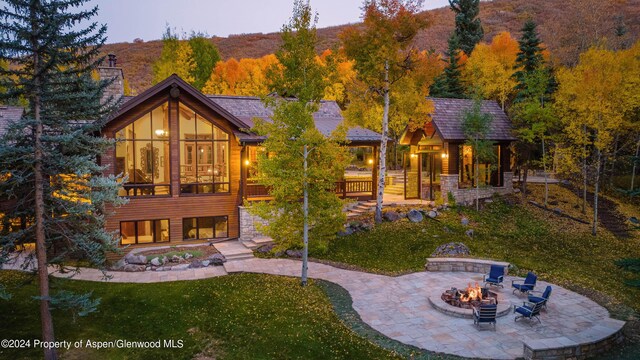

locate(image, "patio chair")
(527, 285), (552, 311)
(512, 272), (537, 295)
(514, 300), (545, 325)
(483, 265), (505, 288)
(473, 304), (497, 329)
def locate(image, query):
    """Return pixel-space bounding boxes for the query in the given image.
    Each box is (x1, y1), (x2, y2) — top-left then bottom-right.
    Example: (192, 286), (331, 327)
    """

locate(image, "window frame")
(182, 216), (229, 241)
(178, 102), (231, 196)
(120, 219), (170, 245)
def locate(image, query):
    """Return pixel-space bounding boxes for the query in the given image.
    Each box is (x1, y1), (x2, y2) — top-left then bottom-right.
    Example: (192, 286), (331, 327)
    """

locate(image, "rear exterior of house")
(96, 61), (382, 248)
(400, 98), (516, 204)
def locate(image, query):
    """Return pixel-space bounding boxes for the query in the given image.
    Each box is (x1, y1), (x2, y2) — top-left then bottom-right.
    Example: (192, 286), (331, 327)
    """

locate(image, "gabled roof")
(0, 106), (25, 137)
(208, 95), (382, 144)
(427, 97), (516, 141)
(109, 74), (250, 130)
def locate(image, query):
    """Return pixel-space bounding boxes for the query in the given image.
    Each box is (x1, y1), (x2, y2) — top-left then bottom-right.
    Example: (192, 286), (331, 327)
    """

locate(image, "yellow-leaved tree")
(556, 44), (640, 235)
(464, 32), (519, 109)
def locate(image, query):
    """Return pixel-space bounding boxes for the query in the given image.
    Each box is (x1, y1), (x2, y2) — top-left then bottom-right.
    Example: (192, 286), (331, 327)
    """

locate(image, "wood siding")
(101, 88), (243, 245)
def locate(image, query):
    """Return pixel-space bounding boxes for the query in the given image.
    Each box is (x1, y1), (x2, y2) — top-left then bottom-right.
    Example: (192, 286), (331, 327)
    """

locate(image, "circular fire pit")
(441, 283), (498, 309)
(427, 283), (511, 319)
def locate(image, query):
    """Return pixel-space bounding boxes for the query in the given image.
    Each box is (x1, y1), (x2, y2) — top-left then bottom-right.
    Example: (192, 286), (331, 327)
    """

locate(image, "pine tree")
(449, 0), (484, 55)
(0, 1), (125, 359)
(429, 34), (466, 98)
(188, 33), (221, 90)
(248, 0), (350, 286)
(512, 20), (545, 101)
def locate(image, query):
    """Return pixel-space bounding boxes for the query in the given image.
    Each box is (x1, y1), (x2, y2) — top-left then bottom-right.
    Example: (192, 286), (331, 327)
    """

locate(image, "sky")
(85, 0), (451, 44)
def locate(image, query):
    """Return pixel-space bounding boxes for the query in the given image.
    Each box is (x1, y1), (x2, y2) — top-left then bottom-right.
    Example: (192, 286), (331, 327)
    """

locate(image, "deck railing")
(246, 179), (373, 199)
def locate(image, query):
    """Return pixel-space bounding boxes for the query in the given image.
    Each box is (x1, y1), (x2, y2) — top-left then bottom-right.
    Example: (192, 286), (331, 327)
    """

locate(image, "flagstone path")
(2, 251), (625, 359)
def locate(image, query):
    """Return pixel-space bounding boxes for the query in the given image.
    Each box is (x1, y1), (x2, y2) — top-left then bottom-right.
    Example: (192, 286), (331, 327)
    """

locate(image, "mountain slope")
(103, 0), (639, 94)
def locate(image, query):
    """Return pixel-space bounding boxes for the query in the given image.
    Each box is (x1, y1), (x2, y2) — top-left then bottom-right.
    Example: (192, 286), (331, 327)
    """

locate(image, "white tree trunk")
(301, 144), (309, 286)
(592, 148), (602, 236)
(630, 137), (640, 192)
(375, 61), (390, 223)
(475, 140), (479, 211)
(542, 138), (548, 208)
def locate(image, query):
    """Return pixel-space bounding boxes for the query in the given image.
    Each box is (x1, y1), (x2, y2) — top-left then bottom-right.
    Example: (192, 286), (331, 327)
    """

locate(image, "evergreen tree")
(188, 33), (221, 90)
(512, 20), (545, 101)
(249, 0), (350, 286)
(0, 1), (125, 359)
(449, 0), (484, 55)
(429, 34), (466, 98)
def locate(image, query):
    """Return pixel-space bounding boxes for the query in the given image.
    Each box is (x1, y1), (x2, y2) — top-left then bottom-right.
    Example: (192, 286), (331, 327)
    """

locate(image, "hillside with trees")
(102, 0), (640, 94)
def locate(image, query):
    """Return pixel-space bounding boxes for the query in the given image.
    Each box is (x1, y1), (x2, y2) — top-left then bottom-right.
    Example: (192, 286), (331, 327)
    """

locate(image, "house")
(399, 98), (516, 203)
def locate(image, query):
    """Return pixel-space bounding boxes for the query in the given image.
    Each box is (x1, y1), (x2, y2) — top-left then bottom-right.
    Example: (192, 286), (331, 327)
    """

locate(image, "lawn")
(0, 272), (399, 360)
(312, 185), (640, 317)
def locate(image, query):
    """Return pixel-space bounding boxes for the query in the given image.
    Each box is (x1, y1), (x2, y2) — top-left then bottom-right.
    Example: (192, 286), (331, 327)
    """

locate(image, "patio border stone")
(522, 325), (625, 360)
(425, 257), (510, 275)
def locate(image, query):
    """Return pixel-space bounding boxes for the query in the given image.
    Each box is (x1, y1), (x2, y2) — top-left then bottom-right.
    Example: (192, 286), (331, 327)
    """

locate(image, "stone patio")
(1, 249), (625, 359)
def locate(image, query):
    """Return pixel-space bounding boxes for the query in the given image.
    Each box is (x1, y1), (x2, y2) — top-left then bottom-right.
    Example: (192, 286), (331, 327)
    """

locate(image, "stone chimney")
(98, 53), (125, 106)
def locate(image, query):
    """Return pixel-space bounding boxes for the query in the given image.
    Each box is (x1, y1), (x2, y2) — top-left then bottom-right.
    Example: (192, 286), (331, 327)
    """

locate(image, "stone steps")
(213, 241), (255, 261)
(243, 236), (274, 250)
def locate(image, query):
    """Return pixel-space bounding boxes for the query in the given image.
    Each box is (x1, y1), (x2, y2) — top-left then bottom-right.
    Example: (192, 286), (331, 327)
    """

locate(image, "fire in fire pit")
(441, 283), (498, 309)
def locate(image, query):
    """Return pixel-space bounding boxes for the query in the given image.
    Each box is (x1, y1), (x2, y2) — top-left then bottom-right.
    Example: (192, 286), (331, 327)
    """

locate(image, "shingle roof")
(207, 95), (382, 143)
(429, 97), (516, 141)
(0, 106), (24, 137)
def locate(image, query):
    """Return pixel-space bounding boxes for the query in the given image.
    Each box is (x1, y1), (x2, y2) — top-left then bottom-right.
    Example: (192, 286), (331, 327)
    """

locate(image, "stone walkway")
(1, 252), (624, 359)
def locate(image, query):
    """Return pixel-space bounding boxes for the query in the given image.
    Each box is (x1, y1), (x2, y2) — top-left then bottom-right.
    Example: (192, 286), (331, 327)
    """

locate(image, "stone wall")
(523, 328), (624, 360)
(425, 257), (510, 275)
(98, 67), (124, 106)
(238, 206), (268, 243)
(441, 172), (514, 204)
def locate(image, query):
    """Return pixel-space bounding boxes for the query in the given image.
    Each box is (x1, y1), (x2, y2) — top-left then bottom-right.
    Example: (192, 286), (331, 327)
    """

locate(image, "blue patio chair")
(483, 265), (505, 288)
(514, 300), (545, 325)
(473, 304), (497, 329)
(512, 272), (537, 295)
(527, 285), (552, 311)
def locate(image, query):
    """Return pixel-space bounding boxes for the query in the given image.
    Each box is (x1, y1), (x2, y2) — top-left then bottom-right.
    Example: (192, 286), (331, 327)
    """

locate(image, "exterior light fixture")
(441, 152), (448, 159)
(244, 159), (250, 166)
(155, 129), (167, 137)
(368, 159), (374, 165)
(410, 153), (418, 158)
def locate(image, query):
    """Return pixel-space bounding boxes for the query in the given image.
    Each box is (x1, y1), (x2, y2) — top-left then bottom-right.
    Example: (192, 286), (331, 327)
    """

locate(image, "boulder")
(428, 201), (436, 207)
(427, 210), (438, 219)
(150, 257), (162, 267)
(122, 264), (146, 272)
(109, 259), (126, 271)
(461, 217), (470, 226)
(257, 244), (275, 253)
(431, 242), (471, 257)
(202, 260), (211, 267)
(398, 212), (407, 218)
(184, 252), (193, 260)
(162, 256), (168, 264)
(189, 260), (203, 268)
(171, 255), (181, 263)
(465, 229), (474, 238)
(124, 253), (147, 265)
(171, 264), (190, 271)
(407, 209), (424, 223)
(337, 227), (355, 237)
(383, 211), (401, 222)
(286, 249), (303, 258)
(209, 253), (227, 266)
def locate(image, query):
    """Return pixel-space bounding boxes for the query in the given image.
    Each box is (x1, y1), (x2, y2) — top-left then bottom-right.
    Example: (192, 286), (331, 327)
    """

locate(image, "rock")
(154, 266), (167, 271)
(145, 266), (151, 271)
(209, 253), (227, 266)
(109, 259), (126, 271)
(162, 256), (168, 264)
(461, 217), (470, 226)
(171, 255), (181, 263)
(274, 251), (284, 257)
(286, 249), (303, 258)
(484, 199), (493, 203)
(553, 208), (563, 215)
(465, 229), (474, 238)
(257, 244), (275, 253)
(427, 210), (437, 218)
(431, 242), (471, 257)
(184, 252), (193, 260)
(337, 227), (355, 237)
(421, 228), (427, 233)
(171, 264), (190, 271)
(407, 209), (424, 223)
(122, 264), (146, 272)
(124, 253), (147, 265)
(383, 211), (400, 222)
(189, 260), (203, 268)
(398, 212), (407, 218)
(202, 260), (210, 267)
(150, 257), (162, 267)
(429, 201), (436, 207)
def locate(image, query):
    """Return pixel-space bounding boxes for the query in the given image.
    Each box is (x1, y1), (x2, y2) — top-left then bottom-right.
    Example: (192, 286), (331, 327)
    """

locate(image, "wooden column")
(372, 145), (378, 200)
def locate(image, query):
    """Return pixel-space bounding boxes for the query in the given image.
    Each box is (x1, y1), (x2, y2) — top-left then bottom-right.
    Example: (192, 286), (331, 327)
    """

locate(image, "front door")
(421, 152), (441, 200)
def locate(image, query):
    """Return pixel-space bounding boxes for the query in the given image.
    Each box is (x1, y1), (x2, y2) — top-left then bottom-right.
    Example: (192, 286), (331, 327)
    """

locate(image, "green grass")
(0, 272), (399, 360)
(312, 192), (640, 316)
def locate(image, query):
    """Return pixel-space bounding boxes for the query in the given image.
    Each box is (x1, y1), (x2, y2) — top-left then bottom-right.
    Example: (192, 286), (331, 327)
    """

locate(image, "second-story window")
(179, 102), (230, 194)
(115, 102), (170, 197)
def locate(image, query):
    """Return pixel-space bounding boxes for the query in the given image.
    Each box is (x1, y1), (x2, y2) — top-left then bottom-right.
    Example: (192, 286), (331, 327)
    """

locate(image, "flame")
(459, 282), (483, 302)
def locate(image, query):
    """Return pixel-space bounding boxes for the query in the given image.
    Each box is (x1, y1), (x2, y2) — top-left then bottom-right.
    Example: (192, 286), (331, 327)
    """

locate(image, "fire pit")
(441, 283), (498, 309)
